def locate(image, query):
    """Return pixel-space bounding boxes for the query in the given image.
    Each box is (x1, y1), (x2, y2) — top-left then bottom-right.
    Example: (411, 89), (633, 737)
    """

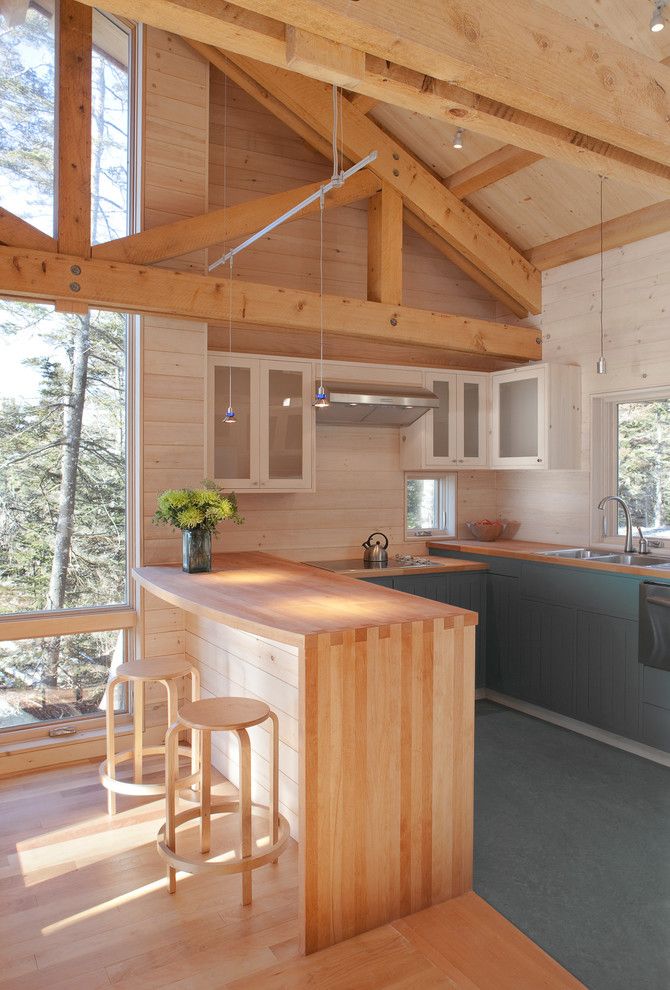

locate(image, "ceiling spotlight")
(651, 0), (665, 31)
(453, 128), (464, 150)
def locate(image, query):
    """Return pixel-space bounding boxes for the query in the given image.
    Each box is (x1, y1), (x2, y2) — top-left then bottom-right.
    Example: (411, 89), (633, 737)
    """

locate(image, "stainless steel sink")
(595, 553), (670, 566)
(538, 548), (612, 559)
(539, 548), (670, 567)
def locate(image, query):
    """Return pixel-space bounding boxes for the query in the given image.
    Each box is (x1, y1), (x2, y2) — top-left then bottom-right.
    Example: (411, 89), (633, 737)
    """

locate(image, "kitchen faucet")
(597, 495), (634, 553)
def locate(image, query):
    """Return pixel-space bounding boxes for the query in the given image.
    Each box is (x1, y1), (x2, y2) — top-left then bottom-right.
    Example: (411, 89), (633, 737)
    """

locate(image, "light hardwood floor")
(0, 760), (585, 989)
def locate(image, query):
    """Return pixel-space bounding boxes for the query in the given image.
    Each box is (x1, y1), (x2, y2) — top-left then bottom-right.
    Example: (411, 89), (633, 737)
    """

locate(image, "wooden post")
(56, 0), (92, 257)
(367, 184), (403, 306)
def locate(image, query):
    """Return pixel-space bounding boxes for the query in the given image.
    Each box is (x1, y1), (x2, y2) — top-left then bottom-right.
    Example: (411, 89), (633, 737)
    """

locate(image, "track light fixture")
(651, 0), (666, 32)
(453, 128), (464, 150)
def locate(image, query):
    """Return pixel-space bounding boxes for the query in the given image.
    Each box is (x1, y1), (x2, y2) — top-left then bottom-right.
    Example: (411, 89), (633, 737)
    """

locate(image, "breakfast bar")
(134, 551), (478, 955)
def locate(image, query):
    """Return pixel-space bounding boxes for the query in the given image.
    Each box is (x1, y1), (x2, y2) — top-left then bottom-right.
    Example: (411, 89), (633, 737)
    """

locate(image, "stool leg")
(236, 727), (252, 906)
(269, 711), (279, 863)
(133, 679), (144, 784)
(165, 721), (179, 894)
(105, 677), (121, 816)
(200, 729), (211, 854)
(190, 668), (200, 788)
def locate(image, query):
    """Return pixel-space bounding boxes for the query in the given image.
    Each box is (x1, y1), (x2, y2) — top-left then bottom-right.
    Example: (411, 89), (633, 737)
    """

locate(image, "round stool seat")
(178, 697), (270, 732)
(117, 658), (193, 681)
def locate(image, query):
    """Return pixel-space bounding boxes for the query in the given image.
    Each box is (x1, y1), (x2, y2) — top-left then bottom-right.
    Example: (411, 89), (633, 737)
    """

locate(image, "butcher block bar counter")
(134, 552), (478, 955)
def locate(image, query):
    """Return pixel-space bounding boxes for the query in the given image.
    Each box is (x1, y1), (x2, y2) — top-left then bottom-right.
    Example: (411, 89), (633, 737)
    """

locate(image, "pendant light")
(651, 0), (666, 31)
(596, 175), (607, 375)
(221, 70), (236, 422)
(453, 127), (464, 150)
(313, 188), (330, 407)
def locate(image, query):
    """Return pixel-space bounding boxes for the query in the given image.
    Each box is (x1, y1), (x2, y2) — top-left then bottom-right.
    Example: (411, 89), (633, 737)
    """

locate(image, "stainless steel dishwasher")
(639, 582), (670, 671)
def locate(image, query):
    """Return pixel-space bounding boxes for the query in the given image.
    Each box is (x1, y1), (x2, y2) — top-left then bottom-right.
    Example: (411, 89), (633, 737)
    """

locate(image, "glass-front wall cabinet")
(424, 372), (488, 468)
(208, 355), (313, 491)
(491, 366), (546, 468)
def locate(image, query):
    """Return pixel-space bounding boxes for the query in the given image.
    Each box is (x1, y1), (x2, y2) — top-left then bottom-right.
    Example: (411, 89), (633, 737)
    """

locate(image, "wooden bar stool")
(157, 697), (290, 903)
(100, 658), (200, 816)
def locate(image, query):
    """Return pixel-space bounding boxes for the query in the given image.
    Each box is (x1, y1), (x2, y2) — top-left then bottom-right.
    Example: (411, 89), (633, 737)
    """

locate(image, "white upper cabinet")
(401, 371), (489, 469)
(490, 363), (581, 470)
(207, 354), (314, 492)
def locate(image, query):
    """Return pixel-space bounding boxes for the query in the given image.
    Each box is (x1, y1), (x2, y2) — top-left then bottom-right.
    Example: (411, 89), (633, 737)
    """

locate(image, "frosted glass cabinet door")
(491, 367), (546, 467)
(208, 357), (259, 487)
(457, 375), (488, 466)
(259, 362), (313, 489)
(425, 374), (457, 465)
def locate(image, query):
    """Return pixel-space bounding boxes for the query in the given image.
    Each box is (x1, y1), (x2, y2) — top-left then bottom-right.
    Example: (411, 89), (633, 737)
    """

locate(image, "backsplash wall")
(212, 424), (498, 561)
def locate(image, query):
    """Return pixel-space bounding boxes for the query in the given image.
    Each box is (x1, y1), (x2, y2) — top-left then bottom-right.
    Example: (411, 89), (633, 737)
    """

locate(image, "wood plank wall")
(204, 71), (499, 560)
(138, 29), (209, 734)
(494, 231), (670, 545)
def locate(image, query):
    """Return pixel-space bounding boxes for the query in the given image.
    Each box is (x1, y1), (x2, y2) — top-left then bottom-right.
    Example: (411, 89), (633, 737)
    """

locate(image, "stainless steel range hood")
(314, 380), (439, 427)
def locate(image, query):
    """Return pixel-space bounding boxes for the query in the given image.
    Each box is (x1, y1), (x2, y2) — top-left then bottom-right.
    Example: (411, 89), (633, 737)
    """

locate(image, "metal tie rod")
(208, 151), (378, 272)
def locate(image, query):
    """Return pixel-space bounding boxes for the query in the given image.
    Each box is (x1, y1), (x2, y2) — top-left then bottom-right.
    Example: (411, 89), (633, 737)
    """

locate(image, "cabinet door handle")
(537, 458), (543, 463)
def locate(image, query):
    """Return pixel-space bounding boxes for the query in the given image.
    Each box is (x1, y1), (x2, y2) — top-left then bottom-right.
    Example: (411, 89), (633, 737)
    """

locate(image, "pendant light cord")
(600, 175), (605, 357)
(319, 189), (325, 386)
(223, 71), (234, 411)
(228, 256), (234, 407)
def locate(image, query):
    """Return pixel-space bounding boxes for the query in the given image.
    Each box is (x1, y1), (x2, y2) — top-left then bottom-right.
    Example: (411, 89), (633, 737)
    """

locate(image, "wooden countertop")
(134, 552), (478, 647)
(427, 539), (670, 579)
(313, 559), (488, 578)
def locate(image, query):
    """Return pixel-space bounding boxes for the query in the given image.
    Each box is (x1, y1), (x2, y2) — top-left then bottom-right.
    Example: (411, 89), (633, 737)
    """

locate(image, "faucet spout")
(597, 495), (635, 553)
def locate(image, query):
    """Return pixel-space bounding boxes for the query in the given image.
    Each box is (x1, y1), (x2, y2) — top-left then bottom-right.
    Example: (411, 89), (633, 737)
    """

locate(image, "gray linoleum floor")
(474, 700), (670, 990)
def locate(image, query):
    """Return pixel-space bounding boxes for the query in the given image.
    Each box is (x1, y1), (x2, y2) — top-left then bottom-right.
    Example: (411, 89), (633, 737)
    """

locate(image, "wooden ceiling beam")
(56, 0), (92, 257)
(446, 146), (543, 199)
(347, 93), (378, 116)
(79, 0), (670, 193)
(93, 170), (380, 265)
(364, 61), (670, 197)
(526, 200), (670, 271)
(227, 0), (670, 167)
(218, 53), (542, 314)
(0, 246), (541, 362)
(0, 207), (57, 252)
(367, 184), (403, 305)
(286, 26), (364, 87)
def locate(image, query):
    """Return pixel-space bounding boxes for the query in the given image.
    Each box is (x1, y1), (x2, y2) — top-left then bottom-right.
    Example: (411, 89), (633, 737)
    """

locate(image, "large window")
(0, 6), (135, 733)
(0, 3), (55, 234)
(593, 389), (670, 545)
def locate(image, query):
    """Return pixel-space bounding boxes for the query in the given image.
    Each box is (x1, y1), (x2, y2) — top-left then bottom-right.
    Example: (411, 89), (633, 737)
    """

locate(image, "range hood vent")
(315, 380), (439, 427)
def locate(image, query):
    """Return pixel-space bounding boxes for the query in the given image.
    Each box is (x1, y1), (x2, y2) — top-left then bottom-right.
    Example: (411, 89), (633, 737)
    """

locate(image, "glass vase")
(182, 529), (212, 573)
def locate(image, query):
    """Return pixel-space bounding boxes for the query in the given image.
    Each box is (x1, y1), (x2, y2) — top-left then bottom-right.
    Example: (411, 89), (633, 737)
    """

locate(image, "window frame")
(404, 471), (457, 541)
(591, 385), (670, 552)
(0, 13), (141, 740)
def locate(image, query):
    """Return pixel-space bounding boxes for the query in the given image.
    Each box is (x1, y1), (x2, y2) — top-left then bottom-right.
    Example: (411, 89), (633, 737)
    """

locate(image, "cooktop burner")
(311, 555), (436, 572)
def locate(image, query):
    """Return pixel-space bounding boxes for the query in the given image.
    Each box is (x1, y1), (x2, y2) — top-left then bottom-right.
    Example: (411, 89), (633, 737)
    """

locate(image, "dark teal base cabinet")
(521, 601), (577, 718)
(575, 612), (639, 740)
(486, 574), (520, 695)
(429, 548), (670, 753)
(365, 571), (486, 687)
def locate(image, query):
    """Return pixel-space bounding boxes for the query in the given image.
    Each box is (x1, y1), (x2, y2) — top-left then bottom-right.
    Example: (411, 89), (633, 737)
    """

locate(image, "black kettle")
(362, 532), (389, 566)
